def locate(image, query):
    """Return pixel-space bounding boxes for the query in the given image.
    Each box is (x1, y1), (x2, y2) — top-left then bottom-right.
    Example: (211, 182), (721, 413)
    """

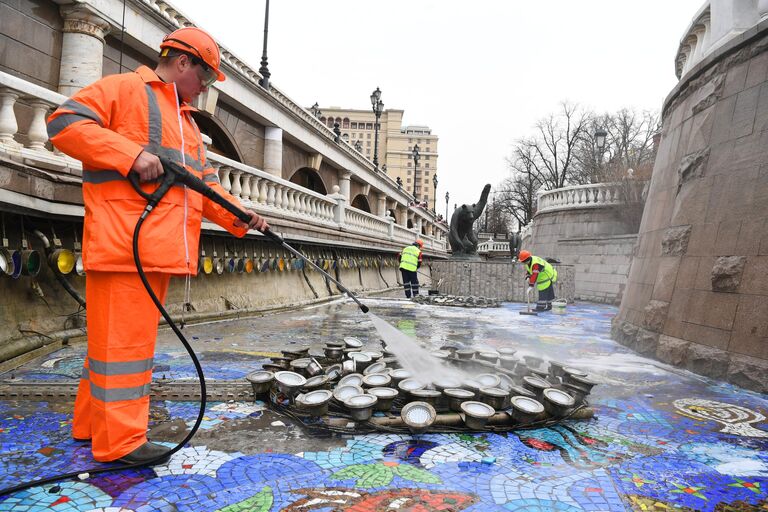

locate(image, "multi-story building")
(316, 108), (439, 211)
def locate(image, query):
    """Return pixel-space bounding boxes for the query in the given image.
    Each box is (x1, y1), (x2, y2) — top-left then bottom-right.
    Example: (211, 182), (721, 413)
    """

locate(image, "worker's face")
(175, 54), (211, 102)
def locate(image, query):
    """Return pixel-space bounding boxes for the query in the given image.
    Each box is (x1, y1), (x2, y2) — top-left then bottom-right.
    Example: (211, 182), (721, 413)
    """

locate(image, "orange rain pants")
(73, 271), (170, 462)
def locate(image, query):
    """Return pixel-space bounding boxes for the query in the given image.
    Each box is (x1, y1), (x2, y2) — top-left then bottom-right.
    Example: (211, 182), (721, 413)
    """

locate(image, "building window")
(407, 162), (411, 167)
(367, 140), (371, 147)
(425, 155), (430, 160)
(366, 123), (373, 129)
(424, 170), (429, 176)
(343, 118), (350, 129)
(426, 147), (431, 152)
(424, 179), (430, 184)
(408, 146), (411, 151)
(407, 178), (411, 183)
(367, 133), (371, 139)
(343, 134), (349, 142)
(425, 163), (429, 168)
(351, 122), (358, 129)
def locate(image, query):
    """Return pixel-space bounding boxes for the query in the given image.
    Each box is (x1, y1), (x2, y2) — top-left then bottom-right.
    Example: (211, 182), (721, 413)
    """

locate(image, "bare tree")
(575, 108), (659, 184)
(496, 145), (542, 231)
(517, 102), (591, 190)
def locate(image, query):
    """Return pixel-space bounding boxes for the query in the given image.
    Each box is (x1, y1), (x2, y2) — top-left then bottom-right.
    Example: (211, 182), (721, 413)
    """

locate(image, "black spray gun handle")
(128, 157), (369, 313)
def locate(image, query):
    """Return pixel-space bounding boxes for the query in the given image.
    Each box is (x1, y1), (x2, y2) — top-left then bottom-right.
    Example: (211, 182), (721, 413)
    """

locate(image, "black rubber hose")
(0, 208), (206, 498)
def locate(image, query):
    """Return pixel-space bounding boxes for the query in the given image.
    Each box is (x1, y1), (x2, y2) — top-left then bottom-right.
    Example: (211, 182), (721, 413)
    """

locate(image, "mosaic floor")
(1, 298), (767, 511)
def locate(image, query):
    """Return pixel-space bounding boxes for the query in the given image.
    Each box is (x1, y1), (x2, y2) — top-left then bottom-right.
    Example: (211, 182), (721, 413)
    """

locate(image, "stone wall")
(613, 20), (768, 393)
(530, 206), (637, 304)
(430, 260), (575, 303)
(0, 0), (62, 89)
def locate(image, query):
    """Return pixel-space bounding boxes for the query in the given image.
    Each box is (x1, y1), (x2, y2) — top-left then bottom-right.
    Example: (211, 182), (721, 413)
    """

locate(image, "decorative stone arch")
(191, 111), (243, 162)
(351, 194), (371, 212)
(289, 167), (327, 195)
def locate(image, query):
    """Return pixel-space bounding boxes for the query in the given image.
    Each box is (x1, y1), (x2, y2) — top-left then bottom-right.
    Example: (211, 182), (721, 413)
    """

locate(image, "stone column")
(338, 170), (352, 200)
(263, 126), (283, 177)
(58, 5), (111, 96)
(376, 192), (387, 217)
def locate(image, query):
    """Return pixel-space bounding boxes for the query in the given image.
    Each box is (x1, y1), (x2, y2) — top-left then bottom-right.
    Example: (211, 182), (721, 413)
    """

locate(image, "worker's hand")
(131, 151), (164, 182)
(234, 209), (269, 232)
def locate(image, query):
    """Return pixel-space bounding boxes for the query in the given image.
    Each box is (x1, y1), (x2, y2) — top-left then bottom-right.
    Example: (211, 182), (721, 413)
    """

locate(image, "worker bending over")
(519, 250), (558, 311)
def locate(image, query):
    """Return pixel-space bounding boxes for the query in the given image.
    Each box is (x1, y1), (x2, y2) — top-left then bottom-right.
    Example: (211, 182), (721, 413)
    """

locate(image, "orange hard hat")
(416, 239), (424, 248)
(160, 27), (225, 82)
(518, 249), (531, 262)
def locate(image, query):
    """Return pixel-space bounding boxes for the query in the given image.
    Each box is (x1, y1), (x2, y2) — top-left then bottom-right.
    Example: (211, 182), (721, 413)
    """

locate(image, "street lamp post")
(445, 191), (450, 221)
(594, 127), (607, 182)
(432, 174), (438, 211)
(310, 102), (322, 118)
(411, 144), (420, 200)
(258, 0), (271, 89)
(370, 87), (384, 168)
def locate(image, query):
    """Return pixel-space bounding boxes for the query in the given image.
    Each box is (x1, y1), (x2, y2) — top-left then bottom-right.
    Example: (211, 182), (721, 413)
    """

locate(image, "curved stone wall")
(530, 198), (637, 304)
(613, 19), (768, 393)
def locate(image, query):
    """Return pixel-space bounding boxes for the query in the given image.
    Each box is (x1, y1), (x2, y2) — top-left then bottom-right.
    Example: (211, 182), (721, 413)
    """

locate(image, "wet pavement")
(1, 297), (767, 511)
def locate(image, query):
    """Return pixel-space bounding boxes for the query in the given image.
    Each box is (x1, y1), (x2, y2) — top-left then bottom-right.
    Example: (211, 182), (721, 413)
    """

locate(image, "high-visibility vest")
(399, 245), (421, 272)
(47, 65), (246, 274)
(526, 255), (557, 291)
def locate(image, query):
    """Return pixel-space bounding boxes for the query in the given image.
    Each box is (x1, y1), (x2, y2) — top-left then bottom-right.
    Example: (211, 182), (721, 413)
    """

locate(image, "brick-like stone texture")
(430, 260), (574, 303)
(614, 28), (768, 393)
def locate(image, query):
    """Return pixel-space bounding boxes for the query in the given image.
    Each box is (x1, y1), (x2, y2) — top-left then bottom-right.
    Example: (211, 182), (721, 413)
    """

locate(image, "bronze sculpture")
(448, 184), (491, 257)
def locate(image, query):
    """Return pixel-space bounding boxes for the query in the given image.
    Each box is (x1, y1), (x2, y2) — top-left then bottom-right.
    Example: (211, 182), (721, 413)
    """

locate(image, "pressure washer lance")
(141, 157), (370, 313)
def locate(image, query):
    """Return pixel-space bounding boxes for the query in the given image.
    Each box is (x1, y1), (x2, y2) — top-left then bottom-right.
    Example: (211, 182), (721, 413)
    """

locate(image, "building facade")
(317, 107), (439, 212)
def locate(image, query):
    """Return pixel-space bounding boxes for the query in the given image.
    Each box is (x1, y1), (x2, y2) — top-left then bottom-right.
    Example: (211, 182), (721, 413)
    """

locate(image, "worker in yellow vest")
(399, 240), (424, 298)
(518, 250), (558, 311)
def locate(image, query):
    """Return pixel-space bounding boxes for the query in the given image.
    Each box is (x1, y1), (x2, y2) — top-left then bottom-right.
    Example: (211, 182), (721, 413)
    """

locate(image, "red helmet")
(518, 249), (532, 262)
(160, 27), (225, 82)
(415, 239), (424, 248)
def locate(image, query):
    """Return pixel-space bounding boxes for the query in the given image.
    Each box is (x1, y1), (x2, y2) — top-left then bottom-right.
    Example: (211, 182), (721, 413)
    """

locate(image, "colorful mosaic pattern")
(0, 301), (767, 511)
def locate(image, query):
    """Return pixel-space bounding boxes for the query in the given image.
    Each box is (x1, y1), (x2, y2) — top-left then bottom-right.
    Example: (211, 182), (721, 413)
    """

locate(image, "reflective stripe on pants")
(73, 271), (170, 462)
(401, 269), (419, 298)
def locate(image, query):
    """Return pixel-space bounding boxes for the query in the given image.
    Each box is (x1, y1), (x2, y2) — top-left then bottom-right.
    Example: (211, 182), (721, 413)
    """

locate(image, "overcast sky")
(181, 0), (703, 210)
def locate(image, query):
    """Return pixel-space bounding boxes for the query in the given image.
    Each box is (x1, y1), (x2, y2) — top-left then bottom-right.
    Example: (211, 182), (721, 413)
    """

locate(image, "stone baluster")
(0, 90), (20, 147)
(286, 189), (295, 212)
(25, 101), (52, 151)
(258, 179), (268, 204)
(250, 177), (261, 203)
(219, 166), (231, 193)
(282, 187), (290, 211)
(266, 182), (276, 206)
(310, 198), (318, 218)
(229, 171), (242, 198)
(240, 173), (252, 201)
(299, 194), (309, 216)
(273, 184), (283, 209)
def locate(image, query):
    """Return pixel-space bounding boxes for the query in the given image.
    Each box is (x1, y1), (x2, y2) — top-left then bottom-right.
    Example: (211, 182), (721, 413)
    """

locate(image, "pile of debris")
(412, 295), (500, 308)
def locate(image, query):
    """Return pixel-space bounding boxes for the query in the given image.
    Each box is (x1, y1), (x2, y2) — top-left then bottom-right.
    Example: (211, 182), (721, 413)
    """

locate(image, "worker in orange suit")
(46, 27), (268, 465)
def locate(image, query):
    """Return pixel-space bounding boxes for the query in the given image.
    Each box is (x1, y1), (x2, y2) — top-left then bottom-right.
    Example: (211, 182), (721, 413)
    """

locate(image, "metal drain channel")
(0, 381), (253, 401)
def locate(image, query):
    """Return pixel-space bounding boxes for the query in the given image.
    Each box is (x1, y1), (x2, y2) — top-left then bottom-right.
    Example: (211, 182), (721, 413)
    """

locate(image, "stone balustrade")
(0, 69), (445, 251)
(0, 71), (82, 174)
(208, 153), (338, 227)
(477, 240), (509, 254)
(675, 0), (768, 79)
(536, 182), (643, 215)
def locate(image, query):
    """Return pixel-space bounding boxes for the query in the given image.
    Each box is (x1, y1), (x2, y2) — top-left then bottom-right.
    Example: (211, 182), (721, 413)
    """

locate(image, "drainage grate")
(0, 381), (253, 401)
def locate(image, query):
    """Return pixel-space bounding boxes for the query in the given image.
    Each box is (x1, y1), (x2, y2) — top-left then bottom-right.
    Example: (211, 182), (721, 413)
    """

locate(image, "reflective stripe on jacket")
(526, 255), (557, 291)
(47, 66), (247, 274)
(399, 245), (421, 272)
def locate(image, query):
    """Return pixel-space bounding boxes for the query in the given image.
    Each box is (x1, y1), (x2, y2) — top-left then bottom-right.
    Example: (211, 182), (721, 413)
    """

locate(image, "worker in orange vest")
(47, 27), (267, 465)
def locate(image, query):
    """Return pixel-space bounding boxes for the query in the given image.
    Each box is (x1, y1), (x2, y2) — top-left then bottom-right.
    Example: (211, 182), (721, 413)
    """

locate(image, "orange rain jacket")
(47, 65), (247, 274)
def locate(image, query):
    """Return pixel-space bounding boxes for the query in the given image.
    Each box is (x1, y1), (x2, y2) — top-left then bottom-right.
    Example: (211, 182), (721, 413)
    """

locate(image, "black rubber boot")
(117, 441), (171, 465)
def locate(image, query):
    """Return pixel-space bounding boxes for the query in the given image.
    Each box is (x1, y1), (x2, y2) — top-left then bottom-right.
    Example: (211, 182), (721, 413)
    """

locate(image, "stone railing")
(0, 70), (445, 252)
(536, 182), (644, 215)
(208, 153), (337, 227)
(675, 0), (768, 79)
(477, 239), (510, 254)
(0, 71), (82, 174)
